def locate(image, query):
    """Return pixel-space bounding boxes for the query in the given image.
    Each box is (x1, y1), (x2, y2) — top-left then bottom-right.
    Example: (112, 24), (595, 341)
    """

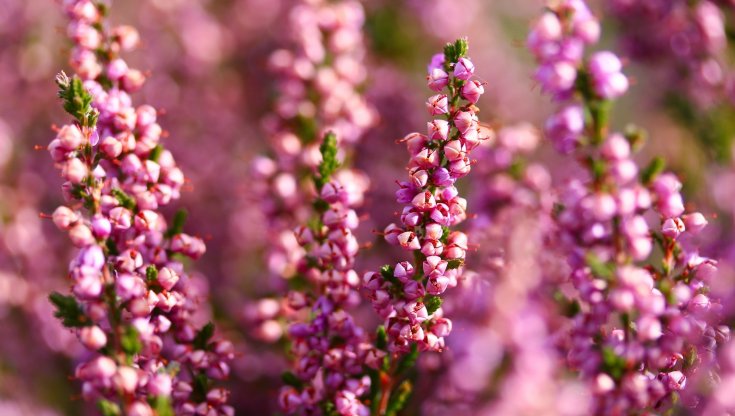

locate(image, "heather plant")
(530, 0), (725, 412)
(46, 1), (232, 414)
(3, 0), (735, 415)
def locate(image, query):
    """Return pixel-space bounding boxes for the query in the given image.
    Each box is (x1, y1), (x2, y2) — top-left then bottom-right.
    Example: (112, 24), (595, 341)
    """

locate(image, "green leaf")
(111, 188), (136, 210)
(385, 380), (413, 416)
(165, 209), (188, 238)
(375, 325), (387, 350)
(396, 344), (419, 375)
(315, 132), (339, 190)
(281, 371), (303, 388)
(601, 346), (626, 381)
(98, 399), (121, 416)
(193, 322), (215, 350)
(191, 373), (209, 403)
(424, 295), (443, 315)
(150, 396), (174, 416)
(49, 292), (89, 328)
(584, 252), (615, 280)
(120, 325), (142, 356)
(641, 157), (666, 186)
(446, 259), (463, 270)
(148, 145), (163, 162)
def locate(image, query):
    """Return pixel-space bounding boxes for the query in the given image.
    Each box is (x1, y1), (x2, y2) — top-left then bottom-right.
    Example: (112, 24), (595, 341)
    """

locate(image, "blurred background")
(1, 0), (733, 414)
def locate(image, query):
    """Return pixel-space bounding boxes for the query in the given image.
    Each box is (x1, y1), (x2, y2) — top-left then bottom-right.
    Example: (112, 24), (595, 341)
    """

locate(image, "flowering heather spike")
(530, 1), (724, 413)
(278, 132), (382, 416)
(364, 38), (488, 354)
(48, 1), (232, 414)
(255, 0), (376, 287)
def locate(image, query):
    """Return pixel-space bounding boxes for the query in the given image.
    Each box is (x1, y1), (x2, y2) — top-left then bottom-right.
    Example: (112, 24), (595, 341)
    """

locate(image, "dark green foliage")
(193, 322), (215, 350)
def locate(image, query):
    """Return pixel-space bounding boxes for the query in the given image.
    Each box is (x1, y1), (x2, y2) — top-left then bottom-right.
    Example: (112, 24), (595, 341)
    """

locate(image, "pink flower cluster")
(530, 1), (725, 413)
(363, 42), (488, 353)
(254, 0), (375, 286)
(279, 156), (382, 415)
(48, 1), (232, 414)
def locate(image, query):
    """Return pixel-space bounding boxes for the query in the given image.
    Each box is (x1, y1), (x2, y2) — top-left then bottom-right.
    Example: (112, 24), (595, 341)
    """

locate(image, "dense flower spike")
(48, 1), (232, 414)
(278, 133), (381, 416)
(364, 39), (489, 354)
(530, 2), (724, 413)
(254, 0), (376, 287)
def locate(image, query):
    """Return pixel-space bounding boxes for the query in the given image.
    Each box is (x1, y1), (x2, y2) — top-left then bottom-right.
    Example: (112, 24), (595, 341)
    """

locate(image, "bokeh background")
(1, 0), (734, 414)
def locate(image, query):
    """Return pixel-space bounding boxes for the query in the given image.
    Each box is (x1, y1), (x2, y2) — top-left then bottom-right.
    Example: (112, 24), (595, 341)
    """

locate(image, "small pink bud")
(426, 94), (449, 115)
(662, 217), (686, 239)
(62, 158), (88, 184)
(157, 267), (179, 291)
(427, 119), (450, 141)
(56, 124), (85, 149)
(52, 206), (78, 230)
(453, 58), (475, 80)
(461, 80), (485, 103)
(682, 212), (708, 233)
(427, 68), (449, 91)
(79, 325), (107, 350)
(69, 223), (95, 247)
(397, 232), (421, 251)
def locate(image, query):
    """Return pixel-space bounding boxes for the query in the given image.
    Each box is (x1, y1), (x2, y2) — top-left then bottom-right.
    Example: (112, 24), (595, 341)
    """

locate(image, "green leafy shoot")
(56, 71), (98, 127)
(315, 132), (339, 191)
(443, 38), (469, 64)
(49, 292), (90, 328)
(424, 295), (443, 315)
(641, 156), (666, 186)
